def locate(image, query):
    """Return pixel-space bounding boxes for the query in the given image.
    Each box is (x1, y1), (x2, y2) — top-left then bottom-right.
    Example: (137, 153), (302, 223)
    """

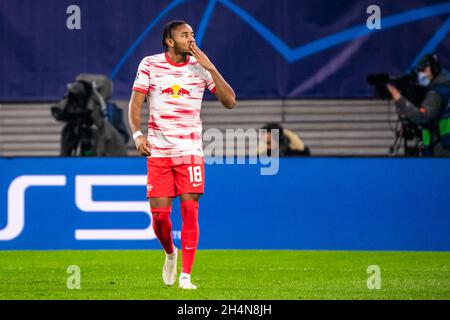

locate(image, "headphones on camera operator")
(424, 54), (441, 76)
(415, 54), (442, 79)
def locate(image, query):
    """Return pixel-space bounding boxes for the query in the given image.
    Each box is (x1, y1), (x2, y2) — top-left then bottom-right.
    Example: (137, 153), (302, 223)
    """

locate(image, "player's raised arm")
(189, 42), (236, 109)
(128, 90), (151, 156)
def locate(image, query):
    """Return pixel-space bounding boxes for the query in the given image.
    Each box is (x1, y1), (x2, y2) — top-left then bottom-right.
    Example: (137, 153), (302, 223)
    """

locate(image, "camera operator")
(386, 54), (450, 157)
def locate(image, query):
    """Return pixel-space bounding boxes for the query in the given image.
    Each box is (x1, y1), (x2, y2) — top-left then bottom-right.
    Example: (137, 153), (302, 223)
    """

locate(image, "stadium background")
(1, 0), (450, 100)
(0, 0), (449, 300)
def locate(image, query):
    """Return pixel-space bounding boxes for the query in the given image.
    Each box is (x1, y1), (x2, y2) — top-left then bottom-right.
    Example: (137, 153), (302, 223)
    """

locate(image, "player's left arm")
(190, 42), (236, 109)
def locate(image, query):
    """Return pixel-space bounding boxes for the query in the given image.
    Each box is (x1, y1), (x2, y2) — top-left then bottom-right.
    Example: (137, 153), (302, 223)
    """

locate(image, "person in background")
(387, 54), (450, 157)
(258, 122), (310, 157)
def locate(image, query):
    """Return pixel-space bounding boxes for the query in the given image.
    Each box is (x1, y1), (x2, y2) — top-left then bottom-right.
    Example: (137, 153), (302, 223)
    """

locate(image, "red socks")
(181, 200), (199, 274)
(151, 201), (200, 274)
(151, 207), (174, 254)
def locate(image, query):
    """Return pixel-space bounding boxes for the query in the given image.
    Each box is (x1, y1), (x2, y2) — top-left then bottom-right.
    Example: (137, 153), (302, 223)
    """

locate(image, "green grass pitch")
(0, 250), (449, 299)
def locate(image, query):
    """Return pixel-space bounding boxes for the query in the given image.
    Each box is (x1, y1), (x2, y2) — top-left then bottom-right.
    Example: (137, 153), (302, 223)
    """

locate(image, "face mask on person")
(417, 72), (431, 87)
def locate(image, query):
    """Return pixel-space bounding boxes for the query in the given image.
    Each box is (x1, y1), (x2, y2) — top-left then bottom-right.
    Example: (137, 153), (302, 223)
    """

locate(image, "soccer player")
(128, 20), (236, 289)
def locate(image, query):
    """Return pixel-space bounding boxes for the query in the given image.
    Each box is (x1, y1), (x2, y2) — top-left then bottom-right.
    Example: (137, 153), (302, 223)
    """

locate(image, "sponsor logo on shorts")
(147, 184), (154, 191)
(192, 183), (202, 187)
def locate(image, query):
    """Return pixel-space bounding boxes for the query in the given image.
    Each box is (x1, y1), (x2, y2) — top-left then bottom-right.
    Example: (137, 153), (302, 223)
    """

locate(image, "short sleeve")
(132, 57), (151, 94)
(193, 61), (216, 94)
(203, 69), (216, 94)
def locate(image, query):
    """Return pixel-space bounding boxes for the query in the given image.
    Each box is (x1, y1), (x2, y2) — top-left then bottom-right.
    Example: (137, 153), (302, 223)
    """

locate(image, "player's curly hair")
(162, 20), (188, 51)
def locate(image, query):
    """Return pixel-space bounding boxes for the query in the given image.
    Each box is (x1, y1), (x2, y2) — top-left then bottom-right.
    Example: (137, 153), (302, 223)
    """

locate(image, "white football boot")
(162, 247), (178, 286)
(179, 273), (197, 290)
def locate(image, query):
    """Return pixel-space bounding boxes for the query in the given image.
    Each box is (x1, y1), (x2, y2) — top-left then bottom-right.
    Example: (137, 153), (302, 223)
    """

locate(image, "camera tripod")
(389, 114), (421, 157)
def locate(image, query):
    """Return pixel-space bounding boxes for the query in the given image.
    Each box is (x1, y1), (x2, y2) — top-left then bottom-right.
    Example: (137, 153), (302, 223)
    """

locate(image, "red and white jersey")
(132, 52), (216, 158)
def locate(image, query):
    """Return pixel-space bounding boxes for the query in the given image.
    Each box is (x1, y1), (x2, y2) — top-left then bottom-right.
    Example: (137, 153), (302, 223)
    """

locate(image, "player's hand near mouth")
(189, 41), (236, 109)
(189, 42), (216, 72)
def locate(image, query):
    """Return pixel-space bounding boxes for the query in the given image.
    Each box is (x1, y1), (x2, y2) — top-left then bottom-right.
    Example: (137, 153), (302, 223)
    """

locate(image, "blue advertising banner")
(0, 157), (449, 251)
(0, 0), (449, 100)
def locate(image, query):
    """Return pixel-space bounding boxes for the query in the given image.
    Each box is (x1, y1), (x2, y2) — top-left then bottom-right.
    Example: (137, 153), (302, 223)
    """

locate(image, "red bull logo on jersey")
(160, 84), (191, 99)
